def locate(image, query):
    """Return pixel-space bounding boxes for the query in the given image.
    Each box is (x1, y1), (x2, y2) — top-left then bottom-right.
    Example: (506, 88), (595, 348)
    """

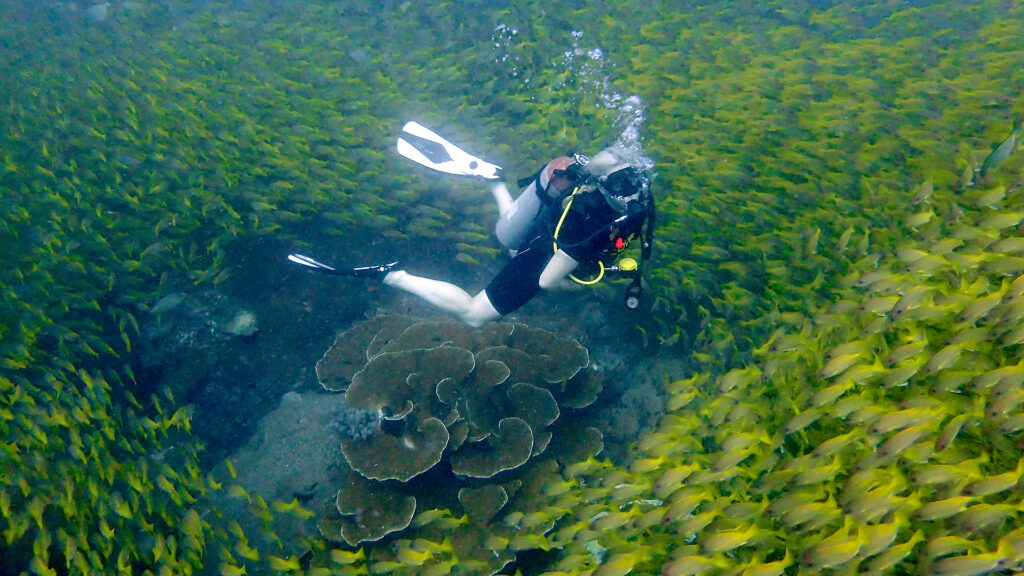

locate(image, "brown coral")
(316, 316), (602, 561)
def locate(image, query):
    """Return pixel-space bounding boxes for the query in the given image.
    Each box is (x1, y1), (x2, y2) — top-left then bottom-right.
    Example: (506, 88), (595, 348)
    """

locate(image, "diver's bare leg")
(383, 270), (500, 327)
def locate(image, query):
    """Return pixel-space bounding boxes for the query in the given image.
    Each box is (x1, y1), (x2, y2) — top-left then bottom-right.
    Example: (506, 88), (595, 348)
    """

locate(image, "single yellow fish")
(740, 549), (793, 576)
(801, 533), (863, 571)
(956, 503), (1021, 534)
(856, 514), (907, 560)
(653, 464), (701, 499)
(868, 407), (939, 435)
(905, 209), (935, 228)
(978, 211), (1023, 230)
(329, 548), (365, 565)
(811, 381), (854, 407)
(924, 535), (984, 560)
(962, 459), (1024, 497)
(876, 424), (934, 461)
(395, 545), (433, 567)
(858, 295), (900, 316)
(912, 180), (934, 204)
(935, 413), (972, 451)
(700, 523), (764, 554)
(266, 555), (301, 572)
(914, 496), (975, 521)
(924, 342), (969, 375)
(783, 407), (825, 434)
(821, 353), (867, 378)
(661, 553), (730, 576)
(219, 563), (247, 576)
(863, 530), (925, 573)
(592, 553), (637, 576)
(927, 540), (1013, 576)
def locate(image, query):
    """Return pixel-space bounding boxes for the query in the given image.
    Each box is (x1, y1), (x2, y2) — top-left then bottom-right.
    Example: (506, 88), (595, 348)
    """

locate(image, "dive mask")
(598, 167), (649, 213)
(552, 152), (591, 187)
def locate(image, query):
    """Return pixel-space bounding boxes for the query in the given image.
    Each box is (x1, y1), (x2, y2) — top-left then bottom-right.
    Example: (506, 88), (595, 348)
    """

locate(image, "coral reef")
(329, 404), (381, 442)
(314, 316), (603, 572)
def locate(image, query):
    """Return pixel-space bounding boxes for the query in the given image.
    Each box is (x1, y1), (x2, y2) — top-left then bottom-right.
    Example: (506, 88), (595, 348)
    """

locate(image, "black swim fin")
(288, 254), (397, 280)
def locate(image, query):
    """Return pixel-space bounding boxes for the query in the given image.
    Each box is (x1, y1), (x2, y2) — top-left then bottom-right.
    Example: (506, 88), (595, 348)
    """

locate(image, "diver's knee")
(460, 292), (501, 327)
(381, 269), (406, 287)
(463, 316), (487, 328)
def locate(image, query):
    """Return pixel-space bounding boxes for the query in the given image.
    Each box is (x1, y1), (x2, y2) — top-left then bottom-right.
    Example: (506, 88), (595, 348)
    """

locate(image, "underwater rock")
(224, 310), (258, 337)
(83, 2), (110, 22)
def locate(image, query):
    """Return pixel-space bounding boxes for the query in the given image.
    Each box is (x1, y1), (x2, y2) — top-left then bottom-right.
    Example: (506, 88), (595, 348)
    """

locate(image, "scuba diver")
(289, 123), (655, 327)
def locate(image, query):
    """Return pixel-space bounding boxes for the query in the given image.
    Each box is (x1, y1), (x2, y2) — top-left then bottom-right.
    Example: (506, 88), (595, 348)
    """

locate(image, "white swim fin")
(397, 121), (503, 180)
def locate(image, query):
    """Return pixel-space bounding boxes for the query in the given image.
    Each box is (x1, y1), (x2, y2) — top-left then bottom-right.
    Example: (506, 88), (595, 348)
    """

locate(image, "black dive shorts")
(485, 237), (553, 316)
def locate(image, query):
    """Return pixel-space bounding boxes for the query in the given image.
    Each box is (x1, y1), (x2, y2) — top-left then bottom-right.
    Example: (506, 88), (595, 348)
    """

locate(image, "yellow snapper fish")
(855, 513), (909, 561)
(962, 459), (1024, 497)
(890, 286), (936, 320)
(858, 295), (901, 316)
(978, 211), (1024, 230)
(219, 564), (247, 576)
(783, 407), (826, 434)
(700, 523), (767, 554)
(863, 530), (925, 573)
(660, 553), (731, 576)
(990, 237), (1024, 256)
(868, 406), (942, 436)
(927, 539), (1014, 576)
(924, 341), (971, 375)
(924, 535), (984, 560)
(821, 351), (869, 378)
(592, 553), (639, 576)
(956, 502), (1024, 534)
(913, 495), (976, 521)
(800, 528), (864, 571)
(875, 423), (936, 461)
(935, 412), (975, 452)
(884, 339), (929, 366)
(905, 209), (936, 229)
(912, 180), (935, 205)
(975, 120), (1020, 183)
(733, 550), (794, 576)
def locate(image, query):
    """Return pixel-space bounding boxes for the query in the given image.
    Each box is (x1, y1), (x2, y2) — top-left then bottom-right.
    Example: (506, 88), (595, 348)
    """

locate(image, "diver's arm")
(494, 180), (542, 249)
(538, 250), (580, 291)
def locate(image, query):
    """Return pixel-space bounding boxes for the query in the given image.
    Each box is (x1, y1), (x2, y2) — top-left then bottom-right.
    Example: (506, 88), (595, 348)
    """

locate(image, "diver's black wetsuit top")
(484, 190), (618, 316)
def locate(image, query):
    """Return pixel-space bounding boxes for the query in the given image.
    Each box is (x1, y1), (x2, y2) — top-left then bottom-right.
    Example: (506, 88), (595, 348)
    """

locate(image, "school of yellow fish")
(524, 175), (1024, 576)
(3, 2), (1024, 575)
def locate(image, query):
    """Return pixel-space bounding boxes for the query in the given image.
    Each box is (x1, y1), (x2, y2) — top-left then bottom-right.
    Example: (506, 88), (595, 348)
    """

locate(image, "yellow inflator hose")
(553, 189), (605, 285)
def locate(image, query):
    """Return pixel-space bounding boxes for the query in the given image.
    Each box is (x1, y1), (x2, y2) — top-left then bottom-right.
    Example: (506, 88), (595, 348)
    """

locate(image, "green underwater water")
(2, 0), (1024, 574)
